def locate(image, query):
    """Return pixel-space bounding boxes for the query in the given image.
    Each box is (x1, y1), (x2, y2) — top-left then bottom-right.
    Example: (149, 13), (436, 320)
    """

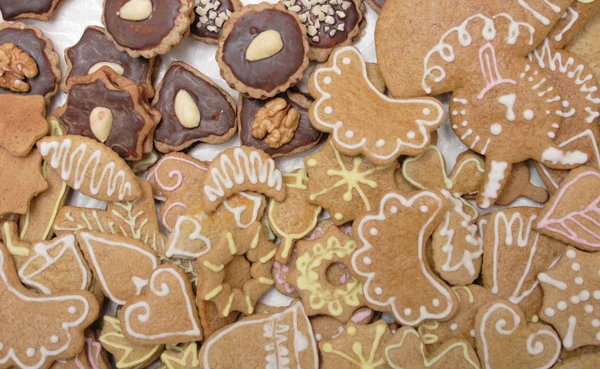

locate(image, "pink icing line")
(537, 170), (600, 247)
(338, 263), (350, 284)
(85, 337), (102, 369)
(350, 307), (373, 323)
(477, 42), (516, 100)
(273, 261), (295, 294)
(146, 156), (207, 193)
(162, 202), (188, 232)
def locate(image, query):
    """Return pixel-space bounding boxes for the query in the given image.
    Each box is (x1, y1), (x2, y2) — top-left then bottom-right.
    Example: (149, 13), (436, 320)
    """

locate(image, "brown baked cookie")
(102, 0), (194, 58)
(555, 351), (600, 368)
(55, 67), (160, 161)
(63, 26), (156, 97)
(0, 0), (62, 21)
(0, 147), (47, 217)
(190, 0), (242, 44)
(566, 10), (600, 80)
(152, 62), (237, 153)
(0, 22), (61, 105)
(0, 94), (48, 157)
(496, 162), (549, 205)
(217, 3), (309, 99)
(281, 0), (365, 62)
(237, 90), (322, 157)
(547, 0), (600, 49)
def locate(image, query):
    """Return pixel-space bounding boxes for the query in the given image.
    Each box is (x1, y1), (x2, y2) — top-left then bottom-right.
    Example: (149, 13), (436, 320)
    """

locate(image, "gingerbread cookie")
(289, 225), (365, 321)
(196, 222), (277, 317)
(18, 234), (91, 295)
(63, 26), (156, 97)
(100, 315), (164, 369)
(55, 67), (160, 161)
(77, 231), (159, 305)
(482, 208), (565, 312)
(160, 342), (200, 369)
(351, 190), (457, 326)
(152, 62), (237, 153)
(304, 139), (397, 225)
(309, 46), (445, 165)
(268, 169), (321, 263)
(496, 162), (549, 205)
(238, 90), (322, 157)
(0, 0), (63, 21)
(385, 326), (480, 369)
(475, 300), (561, 369)
(403, 145), (484, 285)
(0, 241), (99, 369)
(102, 0), (194, 58)
(120, 264), (203, 345)
(190, 0), (241, 43)
(536, 166), (600, 250)
(199, 302), (318, 369)
(553, 352), (600, 368)
(546, 0), (600, 49)
(0, 146), (47, 217)
(281, 0), (365, 62)
(19, 116), (69, 243)
(538, 246), (600, 350)
(217, 3), (309, 99)
(565, 10), (600, 80)
(38, 135), (142, 202)
(0, 94), (48, 157)
(0, 22), (61, 104)
(201, 146), (285, 213)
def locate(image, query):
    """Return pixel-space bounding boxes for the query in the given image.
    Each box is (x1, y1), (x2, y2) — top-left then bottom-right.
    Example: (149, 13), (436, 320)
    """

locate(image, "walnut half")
(0, 43), (39, 93)
(251, 98), (300, 149)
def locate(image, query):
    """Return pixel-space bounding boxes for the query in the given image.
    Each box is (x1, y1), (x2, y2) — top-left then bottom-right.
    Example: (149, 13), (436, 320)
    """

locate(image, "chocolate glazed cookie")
(190, 0), (242, 44)
(63, 26), (157, 97)
(0, 0), (62, 21)
(102, 0), (194, 58)
(153, 62), (237, 153)
(238, 90), (323, 157)
(0, 23), (61, 105)
(217, 2), (309, 99)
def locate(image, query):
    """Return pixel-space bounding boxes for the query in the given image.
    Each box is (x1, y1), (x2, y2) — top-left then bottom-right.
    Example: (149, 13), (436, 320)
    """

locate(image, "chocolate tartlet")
(190, 0), (241, 44)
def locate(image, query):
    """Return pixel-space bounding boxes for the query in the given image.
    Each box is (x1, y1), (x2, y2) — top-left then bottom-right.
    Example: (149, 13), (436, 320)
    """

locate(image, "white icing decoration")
(498, 94), (517, 121)
(165, 216), (212, 259)
(480, 161), (508, 208)
(490, 124), (502, 136)
(223, 192), (262, 229)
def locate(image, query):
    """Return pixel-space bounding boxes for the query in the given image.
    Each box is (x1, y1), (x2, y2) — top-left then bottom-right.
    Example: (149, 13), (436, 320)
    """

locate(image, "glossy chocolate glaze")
(222, 9), (305, 92)
(67, 27), (152, 87)
(239, 91), (322, 156)
(0, 27), (57, 98)
(59, 80), (146, 159)
(104, 0), (179, 50)
(190, 0), (234, 41)
(154, 64), (236, 147)
(0, 0), (53, 19)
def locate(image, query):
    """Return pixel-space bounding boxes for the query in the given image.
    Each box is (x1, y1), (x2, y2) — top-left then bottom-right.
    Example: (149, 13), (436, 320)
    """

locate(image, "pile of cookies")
(0, 0), (599, 368)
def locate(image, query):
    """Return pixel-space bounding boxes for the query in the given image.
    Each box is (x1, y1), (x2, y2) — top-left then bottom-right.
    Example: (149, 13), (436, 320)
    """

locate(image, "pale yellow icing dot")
(347, 326), (357, 336)
(531, 315), (539, 323)
(322, 343), (333, 353)
(334, 213), (344, 220)
(307, 159), (318, 167)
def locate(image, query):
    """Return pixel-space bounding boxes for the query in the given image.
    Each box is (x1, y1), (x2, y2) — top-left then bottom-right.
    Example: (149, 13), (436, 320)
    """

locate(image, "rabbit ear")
(403, 145), (450, 191)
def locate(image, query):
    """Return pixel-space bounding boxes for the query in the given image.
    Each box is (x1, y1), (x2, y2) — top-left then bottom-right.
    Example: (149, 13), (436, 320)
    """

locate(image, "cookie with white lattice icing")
(546, 0), (600, 49)
(304, 139), (397, 226)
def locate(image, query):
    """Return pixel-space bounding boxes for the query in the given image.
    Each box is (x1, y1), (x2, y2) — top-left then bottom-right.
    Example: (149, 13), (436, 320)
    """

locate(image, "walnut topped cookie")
(0, 0), (62, 21)
(190, 0), (241, 44)
(281, 0), (365, 62)
(152, 61), (237, 153)
(0, 22), (61, 105)
(63, 26), (157, 97)
(217, 2), (309, 99)
(102, 0), (195, 58)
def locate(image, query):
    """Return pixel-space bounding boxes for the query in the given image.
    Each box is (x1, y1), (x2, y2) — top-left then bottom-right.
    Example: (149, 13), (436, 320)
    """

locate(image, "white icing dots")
(50, 335), (59, 344)
(571, 295), (581, 304)
(315, 333), (322, 341)
(342, 57), (351, 65)
(523, 109), (535, 120)
(376, 139), (385, 148)
(363, 256), (372, 265)
(324, 106), (333, 114)
(545, 308), (555, 317)
(562, 100), (569, 108)
(68, 306), (77, 314)
(575, 277), (584, 285)
(548, 132), (556, 139)
(460, 110), (466, 116)
(585, 305), (594, 314)
(432, 298), (440, 307)
(26, 348), (35, 357)
(345, 130), (354, 138)
(566, 250), (577, 259)
(594, 291), (600, 300)
(580, 290), (591, 301)
(404, 308), (412, 316)
(593, 319), (600, 328)
(390, 206), (398, 214)
(490, 123), (502, 135)
(419, 205), (429, 213)
(423, 108), (431, 116)
(470, 329), (475, 338)
(557, 301), (568, 310)
(461, 121), (468, 127)
(324, 76), (332, 85)
(370, 228), (378, 236)
(572, 262), (581, 272)
(452, 111), (458, 116)
(407, 131), (416, 139)
(450, 323), (458, 331)
(375, 287), (383, 295)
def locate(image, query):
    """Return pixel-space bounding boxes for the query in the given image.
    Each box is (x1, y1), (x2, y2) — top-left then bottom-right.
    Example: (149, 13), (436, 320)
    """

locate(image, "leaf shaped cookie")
(37, 135), (142, 201)
(536, 166), (600, 251)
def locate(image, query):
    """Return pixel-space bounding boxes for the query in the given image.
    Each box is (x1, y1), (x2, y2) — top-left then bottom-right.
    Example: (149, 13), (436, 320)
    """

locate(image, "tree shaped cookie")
(538, 246), (600, 350)
(403, 145), (484, 285)
(309, 46), (445, 165)
(351, 190), (457, 326)
(385, 327), (480, 369)
(304, 139), (397, 225)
